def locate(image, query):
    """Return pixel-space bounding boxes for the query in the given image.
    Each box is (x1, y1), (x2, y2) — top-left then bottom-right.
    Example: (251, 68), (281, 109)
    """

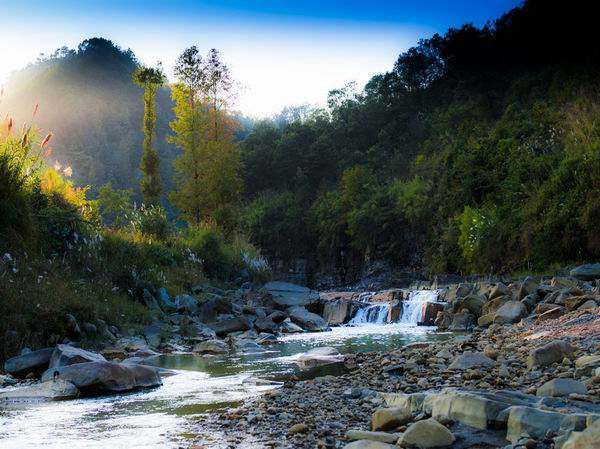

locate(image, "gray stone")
(208, 317), (251, 336)
(562, 419), (600, 449)
(346, 430), (399, 444)
(322, 299), (351, 325)
(536, 378), (587, 397)
(506, 406), (586, 443)
(574, 355), (600, 376)
(156, 287), (177, 312)
(280, 319), (304, 333)
(49, 344), (106, 368)
(41, 361), (162, 394)
(0, 379), (79, 403)
(264, 281), (319, 307)
(193, 339), (229, 354)
(267, 310), (288, 323)
(288, 306), (330, 332)
(295, 347), (344, 369)
(448, 352), (495, 370)
(343, 441), (397, 449)
(4, 347), (54, 377)
(493, 300), (527, 324)
(570, 264), (600, 281)
(371, 407), (412, 431)
(232, 338), (265, 353)
(174, 294), (198, 314)
(448, 312), (475, 331)
(527, 340), (575, 369)
(380, 392), (427, 415)
(398, 418), (455, 448)
(254, 317), (278, 333)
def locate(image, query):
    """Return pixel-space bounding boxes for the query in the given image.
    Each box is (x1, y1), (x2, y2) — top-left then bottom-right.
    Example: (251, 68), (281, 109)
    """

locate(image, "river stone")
(4, 347), (55, 378)
(254, 317), (278, 333)
(448, 352), (495, 370)
(570, 264), (600, 281)
(322, 299), (351, 325)
(527, 340), (575, 369)
(208, 317), (251, 336)
(0, 379), (79, 403)
(493, 301), (527, 324)
(295, 347), (344, 369)
(49, 344), (106, 368)
(489, 283), (509, 300)
(193, 339), (229, 354)
(40, 361), (162, 394)
(398, 418), (455, 448)
(448, 312), (475, 331)
(455, 294), (486, 317)
(536, 378), (587, 397)
(371, 407), (412, 431)
(380, 392), (427, 415)
(288, 306), (329, 332)
(562, 419), (600, 449)
(267, 310), (288, 323)
(507, 406), (586, 443)
(343, 441), (397, 449)
(280, 319), (304, 333)
(346, 430), (399, 444)
(156, 287), (177, 312)
(574, 354), (600, 376)
(232, 338), (265, 353)
(264, 281), (319, 307)
(174, 294), (198, 314)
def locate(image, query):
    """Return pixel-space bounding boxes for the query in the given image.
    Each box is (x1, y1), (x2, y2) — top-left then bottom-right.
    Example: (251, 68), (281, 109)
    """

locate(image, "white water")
(348, 289), (442, 326)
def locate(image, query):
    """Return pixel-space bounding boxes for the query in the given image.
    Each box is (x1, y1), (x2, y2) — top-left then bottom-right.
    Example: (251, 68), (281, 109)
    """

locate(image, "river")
(0, 323), (448, 449)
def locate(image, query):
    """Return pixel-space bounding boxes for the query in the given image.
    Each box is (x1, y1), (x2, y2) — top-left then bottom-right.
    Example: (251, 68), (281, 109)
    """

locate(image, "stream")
(0, 322), (448, 449)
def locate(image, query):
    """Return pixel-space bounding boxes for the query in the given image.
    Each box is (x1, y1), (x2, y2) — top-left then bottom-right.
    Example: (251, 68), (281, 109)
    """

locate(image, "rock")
(420, 302), (444, 326)
(208, 317), (251, 336)
(448, 352), (495, 370)
(256, 333), (278, 344)
(537, 307), (565, 321)
(506, 406), (586, 443)
(518, 276), (538, 300)
(232, 338), (265, 353)
(578, 299), (598, 310)
(156, 287), (177, 312)
(144, 323), (164, 347)
(0, 374), (17, 386)
(489, 282), (509, 300)
(0, 379), (79, 403)
(448, 312), (475, 331)
(343, 441), (397, 449)
(574, 355), (600, 376)
(527, 340), (575, 369)
(142, 289), (160, 310)
(81, 322), (97, 334)
(295, 347), (344, 369)
(193, 339), (229, 354)
(66, 313), (82, 340)
(116, 336), (148, 352)
(288, 306), (330, 332)
(477, 313), (495, 327)
(254, 317), (278, 333)
(371, 407), (412, 431)
(562, 419), (600, 449)
(570, 264), (600, 281)
(49, 344), (107, 368)
(537, 378), (587, 397)
(380, 392), (427, 415)
(455, 294), (486, 317)
(280, 319), (304, 333)
(398, 418), (455, 448)
(4, 347), (54, 377)
(267, 310), (288, 323)
(174, 294), (198, 314)
(264, 281), (319, 307)
(41, 361), (162, 394)
(493, 300), (527, 324)
(346, 430), (399, 444)
(322, 299), (351, 325)
(288, 423), (308, 434)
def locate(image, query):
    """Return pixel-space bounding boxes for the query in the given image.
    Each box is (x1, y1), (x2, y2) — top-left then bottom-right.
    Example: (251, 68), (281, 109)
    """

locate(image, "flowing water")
(0, 293), (446, 449)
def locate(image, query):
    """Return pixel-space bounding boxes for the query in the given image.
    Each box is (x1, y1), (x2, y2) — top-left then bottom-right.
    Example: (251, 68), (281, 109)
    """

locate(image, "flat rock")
(4, 348), (54, 378)
(398, 418), (455, 448)
(346, 430), (399, 444)
(288, 306), (329, 332)
(264, 281), (319, 307)
(448, 352), (495, 370)
(49, 344), (106, 368)
(208, 317), (251, 336)
(371, 407), (412, 431)
(193, 339), (229, 354)
(570, 264), (600, 281)
(536, 378), (587, 397)
(343, 441), (397, 449)
(295, 347), (344, 369)
(506, 406), (586, 443)
(0, 379), (79, 403)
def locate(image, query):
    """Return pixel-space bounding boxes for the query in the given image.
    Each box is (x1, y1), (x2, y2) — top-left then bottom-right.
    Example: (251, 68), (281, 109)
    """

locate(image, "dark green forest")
(2, 0), (599, 281)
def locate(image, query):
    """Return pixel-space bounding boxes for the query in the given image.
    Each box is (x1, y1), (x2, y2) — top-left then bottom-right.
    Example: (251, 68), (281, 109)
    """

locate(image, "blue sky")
(0, 0), (520, 116)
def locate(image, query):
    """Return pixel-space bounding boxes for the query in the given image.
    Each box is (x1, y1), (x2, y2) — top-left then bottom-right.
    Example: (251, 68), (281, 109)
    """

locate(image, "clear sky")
(0, 0), (520, 117)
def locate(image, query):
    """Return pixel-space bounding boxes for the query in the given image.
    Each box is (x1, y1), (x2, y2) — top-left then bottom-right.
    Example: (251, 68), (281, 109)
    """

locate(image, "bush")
(127, 204), (171, 240)
(184, 223), (235, 280)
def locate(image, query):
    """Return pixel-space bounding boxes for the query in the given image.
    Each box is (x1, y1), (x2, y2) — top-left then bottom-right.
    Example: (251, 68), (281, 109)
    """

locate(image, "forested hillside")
(240, 0), (600, 279)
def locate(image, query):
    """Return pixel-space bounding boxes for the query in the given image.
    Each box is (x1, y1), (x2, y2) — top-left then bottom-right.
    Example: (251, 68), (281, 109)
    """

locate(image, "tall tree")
(169, 47), (242, 230)
(132, 64), (166, 204)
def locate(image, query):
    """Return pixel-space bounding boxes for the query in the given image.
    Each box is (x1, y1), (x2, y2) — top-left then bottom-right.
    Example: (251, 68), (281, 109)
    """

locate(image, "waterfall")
(399, 290), (440, 324)
(347, 303), (390, 325)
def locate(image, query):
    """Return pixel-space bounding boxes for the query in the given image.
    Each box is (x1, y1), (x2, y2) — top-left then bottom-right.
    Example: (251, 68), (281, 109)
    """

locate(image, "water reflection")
(0, 323), (447, 449)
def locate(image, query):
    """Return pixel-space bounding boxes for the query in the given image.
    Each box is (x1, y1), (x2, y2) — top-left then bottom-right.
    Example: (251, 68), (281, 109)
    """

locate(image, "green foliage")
(97, 183), (134, 226)
(127, 204), (171, 240)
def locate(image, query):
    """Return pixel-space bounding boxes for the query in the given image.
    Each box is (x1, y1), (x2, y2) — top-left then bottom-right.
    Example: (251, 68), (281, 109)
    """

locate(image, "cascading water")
(347, 303), (390, 325)
(399, 290), (440, 324)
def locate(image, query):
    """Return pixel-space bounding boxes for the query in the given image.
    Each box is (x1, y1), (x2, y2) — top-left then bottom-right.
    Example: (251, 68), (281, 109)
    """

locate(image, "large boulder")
(493, 301), (527, 324)
(506, 406), (586, 443)
(232, 338), (265, 353)
(288, 306), (330, 332)
(371, 407), (412, 431)
(562, 420), (600, 449)
(448, 312), (475, 331)
(254, 317), (278, 333)
(527, 340), (575, 369)
(346, 430), (399, 444)
(280, 319), (304, 333)
(322, 299), (351, 325)
(420, 302), (444, 326)
(536, 378), (587, 397)
(380, 392), (427, 415)
(156, 287), (177, 312)
(0, 379), (79, 403)
(41, 361), (162, 394)
(574, 354), (600, 376)
(448, 352), (495, 370)
(570, 264), (600, 281)
(49, 344), (106, 368)
(174, 294), (198, 314)
(4, 347), (54, 378)
(454, 294), (486, 317)
(398, 418), (455, 448)
(264, 281), (319, 307)
(295, 347), (344, 370)
(193, 339), (229, 355)
(208, 317), (251, 336)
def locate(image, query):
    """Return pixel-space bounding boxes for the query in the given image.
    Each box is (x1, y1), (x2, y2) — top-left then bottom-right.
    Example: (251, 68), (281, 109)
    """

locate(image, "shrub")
(127, 203), (171, 240)
(184, 223), (235, 280)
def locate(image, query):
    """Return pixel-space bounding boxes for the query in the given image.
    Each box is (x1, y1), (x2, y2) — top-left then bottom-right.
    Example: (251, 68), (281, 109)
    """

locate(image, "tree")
(169, 47), (242, 231)
(132, 64), (166, 205)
